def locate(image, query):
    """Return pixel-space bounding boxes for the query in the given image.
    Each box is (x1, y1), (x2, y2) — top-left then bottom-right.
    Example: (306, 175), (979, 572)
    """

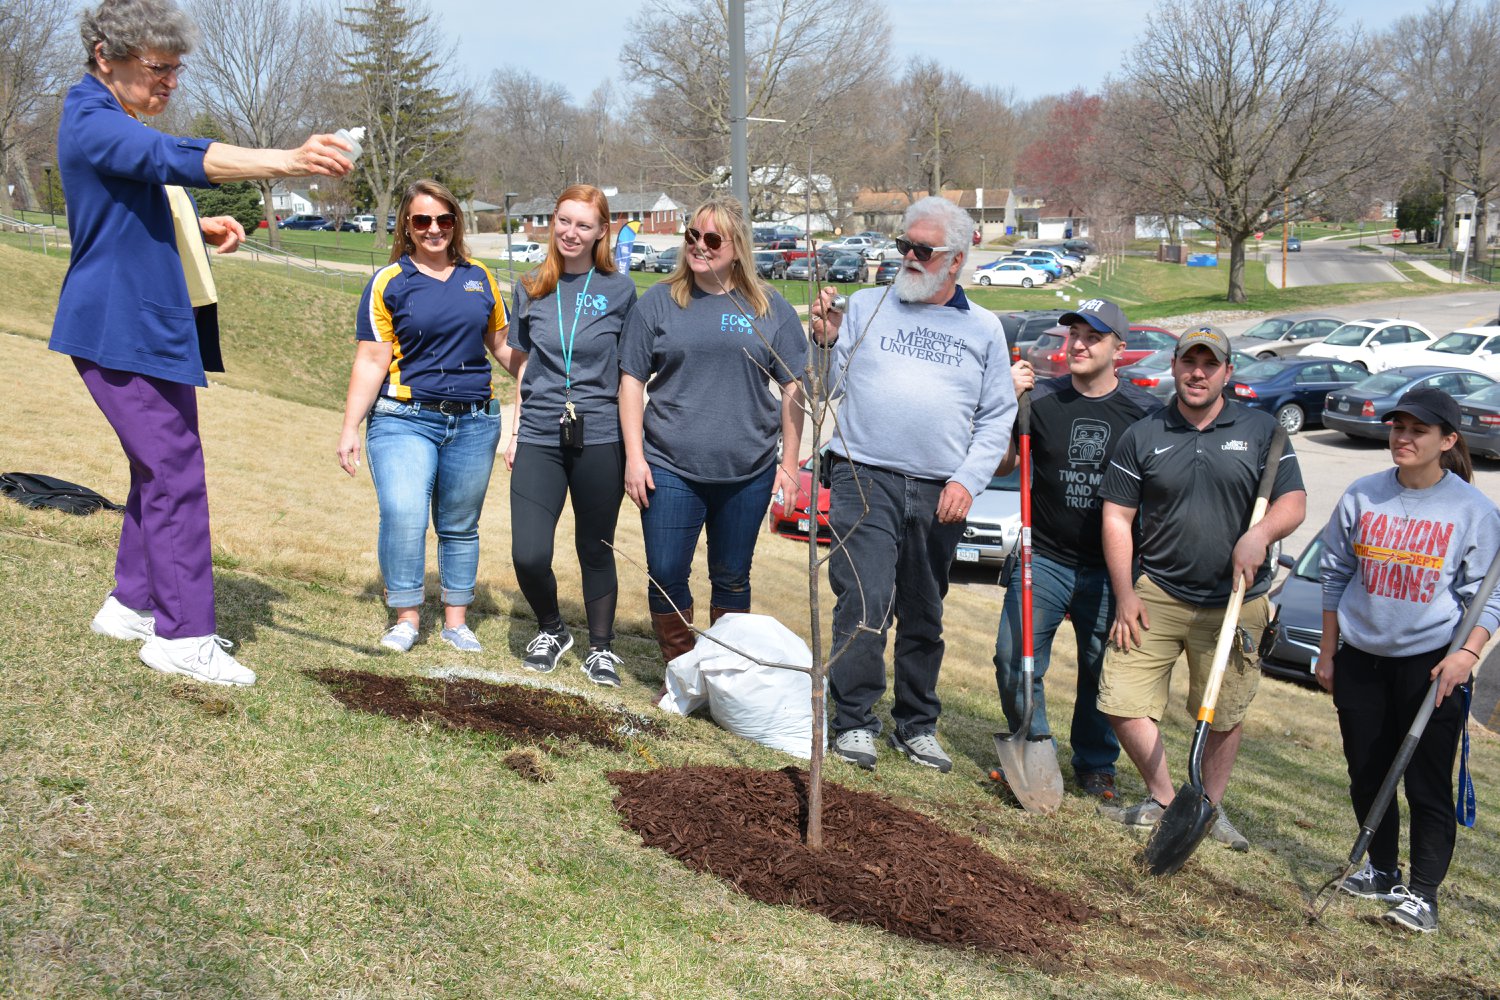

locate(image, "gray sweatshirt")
(822, 286), (1015, 498)
(1320, 468), (1500, 653)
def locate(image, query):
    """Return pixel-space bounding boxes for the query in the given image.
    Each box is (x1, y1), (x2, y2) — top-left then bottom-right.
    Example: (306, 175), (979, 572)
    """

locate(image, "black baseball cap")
(1381, 387), (1461, 431)
(1059, 298), (1128, 338)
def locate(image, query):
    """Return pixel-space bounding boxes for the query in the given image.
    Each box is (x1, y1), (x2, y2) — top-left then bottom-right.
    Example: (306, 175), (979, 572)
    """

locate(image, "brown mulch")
(609, 764), (1096, 957)
(308, 668), (660, 750)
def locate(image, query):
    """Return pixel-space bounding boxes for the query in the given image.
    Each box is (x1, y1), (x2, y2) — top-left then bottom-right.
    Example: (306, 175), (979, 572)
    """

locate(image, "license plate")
(1340, 401), (1350, 412)
(1465, 414), (1476, 427)
(956, 546), (980, 563)
(797, 518), (810, 532)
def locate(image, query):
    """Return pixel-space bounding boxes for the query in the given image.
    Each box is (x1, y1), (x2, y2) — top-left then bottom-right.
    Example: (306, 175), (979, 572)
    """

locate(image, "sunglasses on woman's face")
(684, 227), (725, 251)
(894, 237), (950, 262)
(410, 213), (456, 232)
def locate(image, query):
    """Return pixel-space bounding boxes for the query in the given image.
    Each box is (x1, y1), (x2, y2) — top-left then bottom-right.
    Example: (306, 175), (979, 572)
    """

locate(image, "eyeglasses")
(132, 54), (186, 80)
(684, 227), (725, 251)
(894, 237), (950, 262)
(410, 213), (456, 231)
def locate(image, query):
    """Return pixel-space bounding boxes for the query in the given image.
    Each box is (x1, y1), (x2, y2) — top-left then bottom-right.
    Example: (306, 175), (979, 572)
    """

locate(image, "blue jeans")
(827, 459), (963, 737)
(365, 398), (500, 608)
(639, 464), (775, 615)
(992, 552), (1119, 777)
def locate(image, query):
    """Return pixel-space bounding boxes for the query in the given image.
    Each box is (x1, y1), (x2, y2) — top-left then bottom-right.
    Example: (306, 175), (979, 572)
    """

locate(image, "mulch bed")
(609, 764), (1096, 957)
(309, 668), (660, 750)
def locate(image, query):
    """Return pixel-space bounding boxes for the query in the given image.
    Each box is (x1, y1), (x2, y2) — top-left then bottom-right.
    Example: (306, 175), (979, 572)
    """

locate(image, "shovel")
(993, 391), (1065, 815)
(1309, 546), (1500, 921)
(1143, 427), (1287, 876)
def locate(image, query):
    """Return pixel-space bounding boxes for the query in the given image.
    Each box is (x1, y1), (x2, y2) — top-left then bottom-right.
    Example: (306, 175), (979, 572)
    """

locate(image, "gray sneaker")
(1210, 808), (1250, 852)
(1339, 861), (1403, 901)
(1098, 796), (1166, 828)
(1381, 886), (1438, 933)
(380, 621), (419, 652)
(887, 730), (953, 773)
(523, 629), (573, 672)
(440, 625), (482, 652)
(833, 728), (878, 770)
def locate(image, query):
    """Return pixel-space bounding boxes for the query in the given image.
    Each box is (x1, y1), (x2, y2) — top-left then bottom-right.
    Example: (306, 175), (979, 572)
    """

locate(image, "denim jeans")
(827, 459), (963, 737)
(992, 552), (1120, 777)
(365, 397), (500, 608)
(639, 463), (776, 615)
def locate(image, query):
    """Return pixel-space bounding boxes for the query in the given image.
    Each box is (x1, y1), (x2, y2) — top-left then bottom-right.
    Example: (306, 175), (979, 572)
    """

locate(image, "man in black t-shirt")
(996, 298), (1157, 802)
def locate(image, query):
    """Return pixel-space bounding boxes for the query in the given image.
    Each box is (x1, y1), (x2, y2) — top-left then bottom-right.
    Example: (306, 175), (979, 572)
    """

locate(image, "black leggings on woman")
(510, 441), (624, 647)
(1332, 642), (1467, 902)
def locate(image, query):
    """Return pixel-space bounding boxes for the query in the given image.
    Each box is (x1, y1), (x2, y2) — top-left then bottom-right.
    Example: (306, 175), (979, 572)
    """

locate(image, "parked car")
(873, 259), (901, 284)
(277, 214), (327, 230)
(784, 257), (828, 282)
(1457, 381), (1500, 459)
(768, 456), (830, 543)
(753, 249), (782, 279)
(1286, 236), (1302, 252)
(973, 261), (1051, 288)
(864, 239), (901, 261)
(313, 218), (360, 232)
(1025, 324), (1178, 378)
(752, 227), (778, 246)
(824, 236), (875, 254)
(1321, 366), (1496, 441)
(504, 241), (548, 263)
(955, 470), (1022, 567)
(996, 254), (1064, 280)
(1119, 347), (1257, 402)
(1376, 327), (1500, 377)
(1229, 314), (1343, 359)
(1300, 318), (1436, 371)
(1010, 248), (1083, 275)
(386, 213), (397, 233)
(1227, 357), (1367, 434)
(652, 246), (680, 273)
(764, 238), (800, 250)
(351, 214), (377, 233)
(627, 243), (658, 271)
(1259, 536), (1324, 683)
(1062, 238), (1097, 256)
(826, 254), (866, 283)
(997, 309), (1069, 363)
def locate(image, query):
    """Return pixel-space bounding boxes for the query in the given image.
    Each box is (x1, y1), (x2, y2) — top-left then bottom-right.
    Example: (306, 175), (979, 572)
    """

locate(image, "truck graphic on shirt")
(1068, 418), (1111, 467)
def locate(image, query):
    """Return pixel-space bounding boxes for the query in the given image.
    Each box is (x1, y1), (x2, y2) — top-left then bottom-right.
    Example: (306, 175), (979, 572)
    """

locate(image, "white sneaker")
(139, 634), (255, 686)
(91, 595), (155, 641)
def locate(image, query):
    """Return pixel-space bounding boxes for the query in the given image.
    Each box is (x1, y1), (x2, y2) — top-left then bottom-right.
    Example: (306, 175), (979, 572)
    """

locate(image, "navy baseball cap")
(1059, 298), (1128, 338)
(1381, 387), (1461, 431)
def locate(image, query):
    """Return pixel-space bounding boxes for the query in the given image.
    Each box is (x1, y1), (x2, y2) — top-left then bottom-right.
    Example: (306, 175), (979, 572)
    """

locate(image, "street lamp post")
(503, 191), (519, 284)
(44, 165), (55, 226)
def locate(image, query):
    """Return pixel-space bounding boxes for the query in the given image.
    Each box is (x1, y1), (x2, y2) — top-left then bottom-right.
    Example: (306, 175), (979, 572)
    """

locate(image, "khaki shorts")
(1097, 575), (1268, 731)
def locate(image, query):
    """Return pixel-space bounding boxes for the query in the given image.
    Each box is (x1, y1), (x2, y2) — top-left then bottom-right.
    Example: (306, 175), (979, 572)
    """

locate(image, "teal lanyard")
(556, 268), (595, 394)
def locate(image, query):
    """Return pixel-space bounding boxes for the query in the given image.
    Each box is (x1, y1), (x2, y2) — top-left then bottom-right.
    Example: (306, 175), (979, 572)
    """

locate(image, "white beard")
(893, 259), (948, 303)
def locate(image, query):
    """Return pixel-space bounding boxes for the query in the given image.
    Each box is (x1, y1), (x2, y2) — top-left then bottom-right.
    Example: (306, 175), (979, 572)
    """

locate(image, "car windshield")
(1235, 360), (1284, 380)
(989, 469), (1021, 491)
(1429, 332), (1485, 355)
(834, 255), (861, 265)
(1356, 372), (1412, 395)
(1324, 323), (1374, 346)
(1135, 349), (1174, 371)
(1241, 318), (1293, 340)
(1292, 536), (1325, 581)
(1462, 382), (1500, 407)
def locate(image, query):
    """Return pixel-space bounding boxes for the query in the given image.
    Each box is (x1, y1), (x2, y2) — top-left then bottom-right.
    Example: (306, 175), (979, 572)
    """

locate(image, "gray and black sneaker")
(1098, 796), (1166, 828)
(523, 629), (573, 673)
(833, 728), (878, 770)
(1381, 886), (1438, 933)
(887, 730), (953, 773)
(581, 647), (623, 687)
(1210, 808), (1250, 852)
(1339, 861), (1403, 901)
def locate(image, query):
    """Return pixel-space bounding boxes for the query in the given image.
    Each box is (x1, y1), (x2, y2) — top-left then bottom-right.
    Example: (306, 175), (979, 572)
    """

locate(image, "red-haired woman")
(505, 185), (638, 685)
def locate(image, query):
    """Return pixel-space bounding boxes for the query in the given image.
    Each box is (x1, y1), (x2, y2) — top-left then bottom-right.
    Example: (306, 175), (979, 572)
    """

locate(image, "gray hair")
(81, 0), (197, 67)
(904, 196), (973, 264)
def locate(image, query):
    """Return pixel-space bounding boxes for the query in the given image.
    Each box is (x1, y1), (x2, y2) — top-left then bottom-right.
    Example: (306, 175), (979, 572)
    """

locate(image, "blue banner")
(614, 221), (640, 272)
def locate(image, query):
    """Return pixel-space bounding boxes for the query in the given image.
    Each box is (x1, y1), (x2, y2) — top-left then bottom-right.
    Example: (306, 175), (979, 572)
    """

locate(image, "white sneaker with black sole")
(139, 634), (255, 686)
(887, 730), (952, 773)
(91, 595), (155, 641)
(523, 629), (573, 673)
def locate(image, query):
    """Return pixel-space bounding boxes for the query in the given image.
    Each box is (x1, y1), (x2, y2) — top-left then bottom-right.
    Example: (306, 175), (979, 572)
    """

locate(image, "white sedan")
(1300, 318), (1436, 372)
(973, 261), (1051, 288)
(1374, 327), (1500, 376)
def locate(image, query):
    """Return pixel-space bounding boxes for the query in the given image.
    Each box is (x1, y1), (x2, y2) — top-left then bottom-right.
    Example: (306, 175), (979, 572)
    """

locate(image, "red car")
(767, 456), (831, 543)
(1023, 324), (1179, 378)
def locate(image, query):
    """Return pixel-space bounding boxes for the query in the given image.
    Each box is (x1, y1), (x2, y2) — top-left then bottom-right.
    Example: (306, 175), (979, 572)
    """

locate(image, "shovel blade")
(1142, 782), (1217, 876)
(993, 731), (1065, 815)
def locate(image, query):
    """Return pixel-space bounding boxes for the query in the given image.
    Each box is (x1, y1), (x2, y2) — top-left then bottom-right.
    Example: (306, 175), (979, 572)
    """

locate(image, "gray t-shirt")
(508, 268), (637, 446)
(619, 281), (807, 483)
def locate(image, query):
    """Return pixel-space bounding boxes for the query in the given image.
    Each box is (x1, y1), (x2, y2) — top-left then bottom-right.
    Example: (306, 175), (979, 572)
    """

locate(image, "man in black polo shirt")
(1096, 326), (1306, 850)
(995, 299), (1158, 802)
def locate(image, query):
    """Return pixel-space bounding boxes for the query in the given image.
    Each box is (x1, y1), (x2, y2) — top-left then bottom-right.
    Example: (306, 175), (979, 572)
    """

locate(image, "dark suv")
(997, 309), (1068, 362)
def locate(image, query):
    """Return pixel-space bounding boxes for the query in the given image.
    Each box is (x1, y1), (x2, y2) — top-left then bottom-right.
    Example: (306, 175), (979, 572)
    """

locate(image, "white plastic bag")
(659, 613), (825, 759)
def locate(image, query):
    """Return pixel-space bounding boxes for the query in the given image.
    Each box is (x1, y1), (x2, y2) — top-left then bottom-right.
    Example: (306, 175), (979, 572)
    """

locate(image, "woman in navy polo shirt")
(55, 0), (353, 686)
(337, 180), (512, 653)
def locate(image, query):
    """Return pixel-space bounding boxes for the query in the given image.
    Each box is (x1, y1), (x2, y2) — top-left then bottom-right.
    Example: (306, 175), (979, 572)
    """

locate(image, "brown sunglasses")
(684, 227), (725, 251)
(410, 213), (456, 231)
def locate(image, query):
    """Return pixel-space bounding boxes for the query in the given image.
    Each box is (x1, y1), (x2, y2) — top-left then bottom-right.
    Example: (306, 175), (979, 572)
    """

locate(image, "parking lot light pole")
(504, 191), (519, 284)
(44, 165), (55, 226)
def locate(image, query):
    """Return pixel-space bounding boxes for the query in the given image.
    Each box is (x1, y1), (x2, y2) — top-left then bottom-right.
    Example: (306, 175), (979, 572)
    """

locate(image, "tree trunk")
(1226, 237), (1248, 303)
(259, 180), (278, 248)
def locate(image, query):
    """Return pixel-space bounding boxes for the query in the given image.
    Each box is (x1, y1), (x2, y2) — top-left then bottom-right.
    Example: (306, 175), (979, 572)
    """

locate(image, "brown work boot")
(650, 608), (696, 668)
(709, 605), (745, 625)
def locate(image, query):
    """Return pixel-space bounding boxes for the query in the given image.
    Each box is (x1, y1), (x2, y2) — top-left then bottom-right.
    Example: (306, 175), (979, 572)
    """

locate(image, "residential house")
(509, 188), (683, 239)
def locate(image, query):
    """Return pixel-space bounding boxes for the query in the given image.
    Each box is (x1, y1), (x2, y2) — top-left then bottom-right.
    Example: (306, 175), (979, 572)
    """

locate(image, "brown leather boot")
(709, 606), (746, 625)
(651, 607), (696, 668)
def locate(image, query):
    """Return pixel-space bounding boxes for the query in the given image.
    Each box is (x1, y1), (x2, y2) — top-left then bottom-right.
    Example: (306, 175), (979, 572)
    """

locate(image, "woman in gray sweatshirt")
(1317, 387), (1500, 934)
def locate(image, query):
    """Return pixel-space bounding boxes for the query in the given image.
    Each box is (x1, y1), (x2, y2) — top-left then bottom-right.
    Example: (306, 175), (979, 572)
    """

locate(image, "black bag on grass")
(0, 472), (123, 515)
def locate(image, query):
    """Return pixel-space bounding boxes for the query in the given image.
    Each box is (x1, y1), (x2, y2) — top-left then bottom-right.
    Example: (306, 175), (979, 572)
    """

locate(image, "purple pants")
(74, 358), (216, 638)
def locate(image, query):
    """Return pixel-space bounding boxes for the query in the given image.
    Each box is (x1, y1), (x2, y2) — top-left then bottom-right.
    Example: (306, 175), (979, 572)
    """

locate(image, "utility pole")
(729, 0), (748, 209)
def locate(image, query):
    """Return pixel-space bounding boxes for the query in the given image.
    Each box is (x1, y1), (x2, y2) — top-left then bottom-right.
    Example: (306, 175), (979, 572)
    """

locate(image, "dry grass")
(3, 257), (1500, 998)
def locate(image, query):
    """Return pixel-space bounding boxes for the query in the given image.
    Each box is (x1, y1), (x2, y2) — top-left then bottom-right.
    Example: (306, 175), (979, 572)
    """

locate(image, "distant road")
(1263, 239), (1403, 288)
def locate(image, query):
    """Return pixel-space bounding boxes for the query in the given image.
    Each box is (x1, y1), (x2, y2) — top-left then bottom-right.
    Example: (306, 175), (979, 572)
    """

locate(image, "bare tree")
(1112, 0), (1394, 302)
(186, 0), (330, 243)
(0, 0), (72, 214)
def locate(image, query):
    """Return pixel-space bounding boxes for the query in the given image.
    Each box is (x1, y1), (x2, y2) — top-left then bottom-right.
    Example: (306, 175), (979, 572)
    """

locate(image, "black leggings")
(509, 441), (624, 646)
(1332, 642), (1467, 901)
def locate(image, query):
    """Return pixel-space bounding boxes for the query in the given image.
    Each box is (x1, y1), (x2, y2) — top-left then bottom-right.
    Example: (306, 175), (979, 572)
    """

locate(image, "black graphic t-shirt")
(1029, 375), (1159, 568)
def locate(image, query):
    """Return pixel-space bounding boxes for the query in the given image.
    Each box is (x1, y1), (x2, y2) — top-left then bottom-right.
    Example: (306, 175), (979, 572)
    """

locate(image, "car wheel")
(1063, 267), (1075, 277)
(1274, 403), (1305, 434)
(978, 274), (991, 286)
(1021, 277), (1033, 288)
(1257, 351), (1276, 360)
(1354, 361), (1368, 372)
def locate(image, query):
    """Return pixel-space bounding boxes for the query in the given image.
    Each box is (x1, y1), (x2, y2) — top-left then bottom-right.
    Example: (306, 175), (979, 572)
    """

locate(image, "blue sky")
(439, 0), (1420, 104)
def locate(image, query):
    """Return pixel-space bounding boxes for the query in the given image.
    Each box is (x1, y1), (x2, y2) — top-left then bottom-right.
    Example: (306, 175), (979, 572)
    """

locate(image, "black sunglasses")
(894, 237), (951, 262)
(410, 213), (456, 231)
(684, 227), (725, 251)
